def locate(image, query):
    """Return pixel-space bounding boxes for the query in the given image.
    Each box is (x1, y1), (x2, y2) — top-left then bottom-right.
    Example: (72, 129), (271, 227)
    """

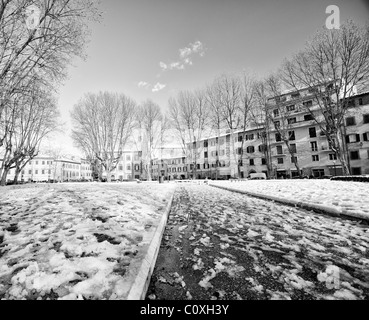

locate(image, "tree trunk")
(0, 167), (9, 186)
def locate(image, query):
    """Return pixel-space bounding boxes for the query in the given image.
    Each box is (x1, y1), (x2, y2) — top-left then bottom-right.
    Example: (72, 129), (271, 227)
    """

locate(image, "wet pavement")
(146, 184), (369, 300)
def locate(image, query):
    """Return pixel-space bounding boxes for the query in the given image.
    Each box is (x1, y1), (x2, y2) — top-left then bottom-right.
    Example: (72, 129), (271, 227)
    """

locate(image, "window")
(135, 165), (140, 171)
(312, 155), (319, 162)
(219, 139), (224, 145)
(246, 146), (255, 153)
(291, 92), (300, 99)
(346, 117), (356, 126)
(303, 100), (313, 107)
(304, 114), (313, 121)
(245, 134), (254, 141)
(329, 154), (337, 161)
(274, 121), (280, 128)
(249, 159), (255, 166)
(134, 155), (139, 161)
(211, 141), (216, 146)
(288, 117), (297, 124)
(173, 168), (177, 173)
(275, 133), (281, 142)
(350, 151), (360, 160)
(42, 170), (45, 175)
(36, 161), (39, 165)
(359, 98), (363, 106)
(220, 150), (225, 156)
(29, 170), (32, 175)
(204, 141), (208, 148)
(288, 131), (295, 141)
(127, 165), (131, 171)
(363, 132), (369, 141)
(238, 135), (243, 142)
(273, 109), (279, 117)
(312, 169), (325, 178)
(261, 158), (267, 165)
(277, 158), (284, 164)
(309, 127), (317, 138)
(183, 167), (187, 172)
(29, 161), (32, 165)
(119, 165), (123, 171)
(351, 167), (362, 175)
(204, 151), (208, 158)
(196, 164), (200, 170)
(311, 141), (318, 152)
(258, 144), (266, 153)
(290, 144), (297, 154)
(346, 134), (360, 143)
(178, 167), (182, 172)
(291, 156), (297, 164)
(363, 114), (369, 124)
(48, 170), (51, 174)
(42, 161), (45, 165)
(35, 170), (38, 174)
(237, 148), (242, 155)
(276, 145), (283, 155)
(286, 105), (295, 112)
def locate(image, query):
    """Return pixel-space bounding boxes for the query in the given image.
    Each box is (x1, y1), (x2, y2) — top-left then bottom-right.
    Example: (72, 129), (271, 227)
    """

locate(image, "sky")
(48, 0), (369, 156)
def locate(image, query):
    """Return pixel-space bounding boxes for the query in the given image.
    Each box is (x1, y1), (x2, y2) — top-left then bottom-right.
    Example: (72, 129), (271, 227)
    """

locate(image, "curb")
(209, 183), (369, 223)
(126, 189), (176, 300)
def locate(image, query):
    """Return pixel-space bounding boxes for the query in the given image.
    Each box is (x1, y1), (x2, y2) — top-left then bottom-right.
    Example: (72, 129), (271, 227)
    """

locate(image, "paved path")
(146, 184), (369, 300)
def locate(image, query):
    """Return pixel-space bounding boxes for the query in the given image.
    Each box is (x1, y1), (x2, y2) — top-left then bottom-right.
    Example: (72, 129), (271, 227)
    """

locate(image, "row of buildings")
(0, 151), (143, 183)
(152, 88), (369, 180)
(2, 88), (368, 183)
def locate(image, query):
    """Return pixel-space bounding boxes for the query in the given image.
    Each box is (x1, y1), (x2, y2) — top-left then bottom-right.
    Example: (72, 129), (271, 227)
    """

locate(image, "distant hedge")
(331, 176), (369, 182)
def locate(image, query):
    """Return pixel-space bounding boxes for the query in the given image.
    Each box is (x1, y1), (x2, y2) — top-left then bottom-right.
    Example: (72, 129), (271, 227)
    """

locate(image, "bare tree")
(0, 85), (60, 185)
(206, 81), (225, 180)
(281, 20), (369, 175)
(0, 0), (100, 147)
(212, 74), (241, 178)
(71, 92), (136, 182)
(168, 89), (209, 179)
(136, 99), (168, 181)
(264, 74), (303, 178)
(252, 80), (274, 178)
(237, 72), (256, 178)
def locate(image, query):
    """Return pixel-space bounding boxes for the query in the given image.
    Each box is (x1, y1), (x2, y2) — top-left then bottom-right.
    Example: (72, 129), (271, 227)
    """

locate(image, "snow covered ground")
(211, 180), (369, 221)
(148, 184), (369, 300)
(0, 182), (176, 300)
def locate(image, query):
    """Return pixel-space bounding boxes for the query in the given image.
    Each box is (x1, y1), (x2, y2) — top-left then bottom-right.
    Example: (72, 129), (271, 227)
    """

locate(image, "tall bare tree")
(212, 74), (241, 178)
(264, 74), (303, 178)
(168, 89), (209, 179)
(237, 72), (256, 178)
(0, 85), (60, 185)
(281, 20), (369, 175)
(136, 99), (168, 181)
(71, 92), (136, 182)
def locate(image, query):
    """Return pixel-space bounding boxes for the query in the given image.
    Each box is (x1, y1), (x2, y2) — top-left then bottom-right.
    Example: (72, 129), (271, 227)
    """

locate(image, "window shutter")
(364, 133), (368, 142)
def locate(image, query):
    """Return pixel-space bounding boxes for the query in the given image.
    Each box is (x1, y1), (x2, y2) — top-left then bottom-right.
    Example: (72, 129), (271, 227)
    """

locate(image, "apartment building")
(183, 89), (369, 179)
(107, 151), (142, 181)
(0, 156), (93, 183)
(152, 156), (188, 180)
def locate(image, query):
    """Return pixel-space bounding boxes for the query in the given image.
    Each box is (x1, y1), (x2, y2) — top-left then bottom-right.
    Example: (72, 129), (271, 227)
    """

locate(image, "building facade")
(181, 90), (369, 179)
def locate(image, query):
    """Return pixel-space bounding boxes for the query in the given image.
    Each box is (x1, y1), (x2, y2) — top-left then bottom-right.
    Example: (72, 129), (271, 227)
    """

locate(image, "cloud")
(159, 40), (206, 72)
(137, 81), (151, 89)
(152, 82), (166, 93)
(159, 62), (168, 71)
(169, 62), (185, 70)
